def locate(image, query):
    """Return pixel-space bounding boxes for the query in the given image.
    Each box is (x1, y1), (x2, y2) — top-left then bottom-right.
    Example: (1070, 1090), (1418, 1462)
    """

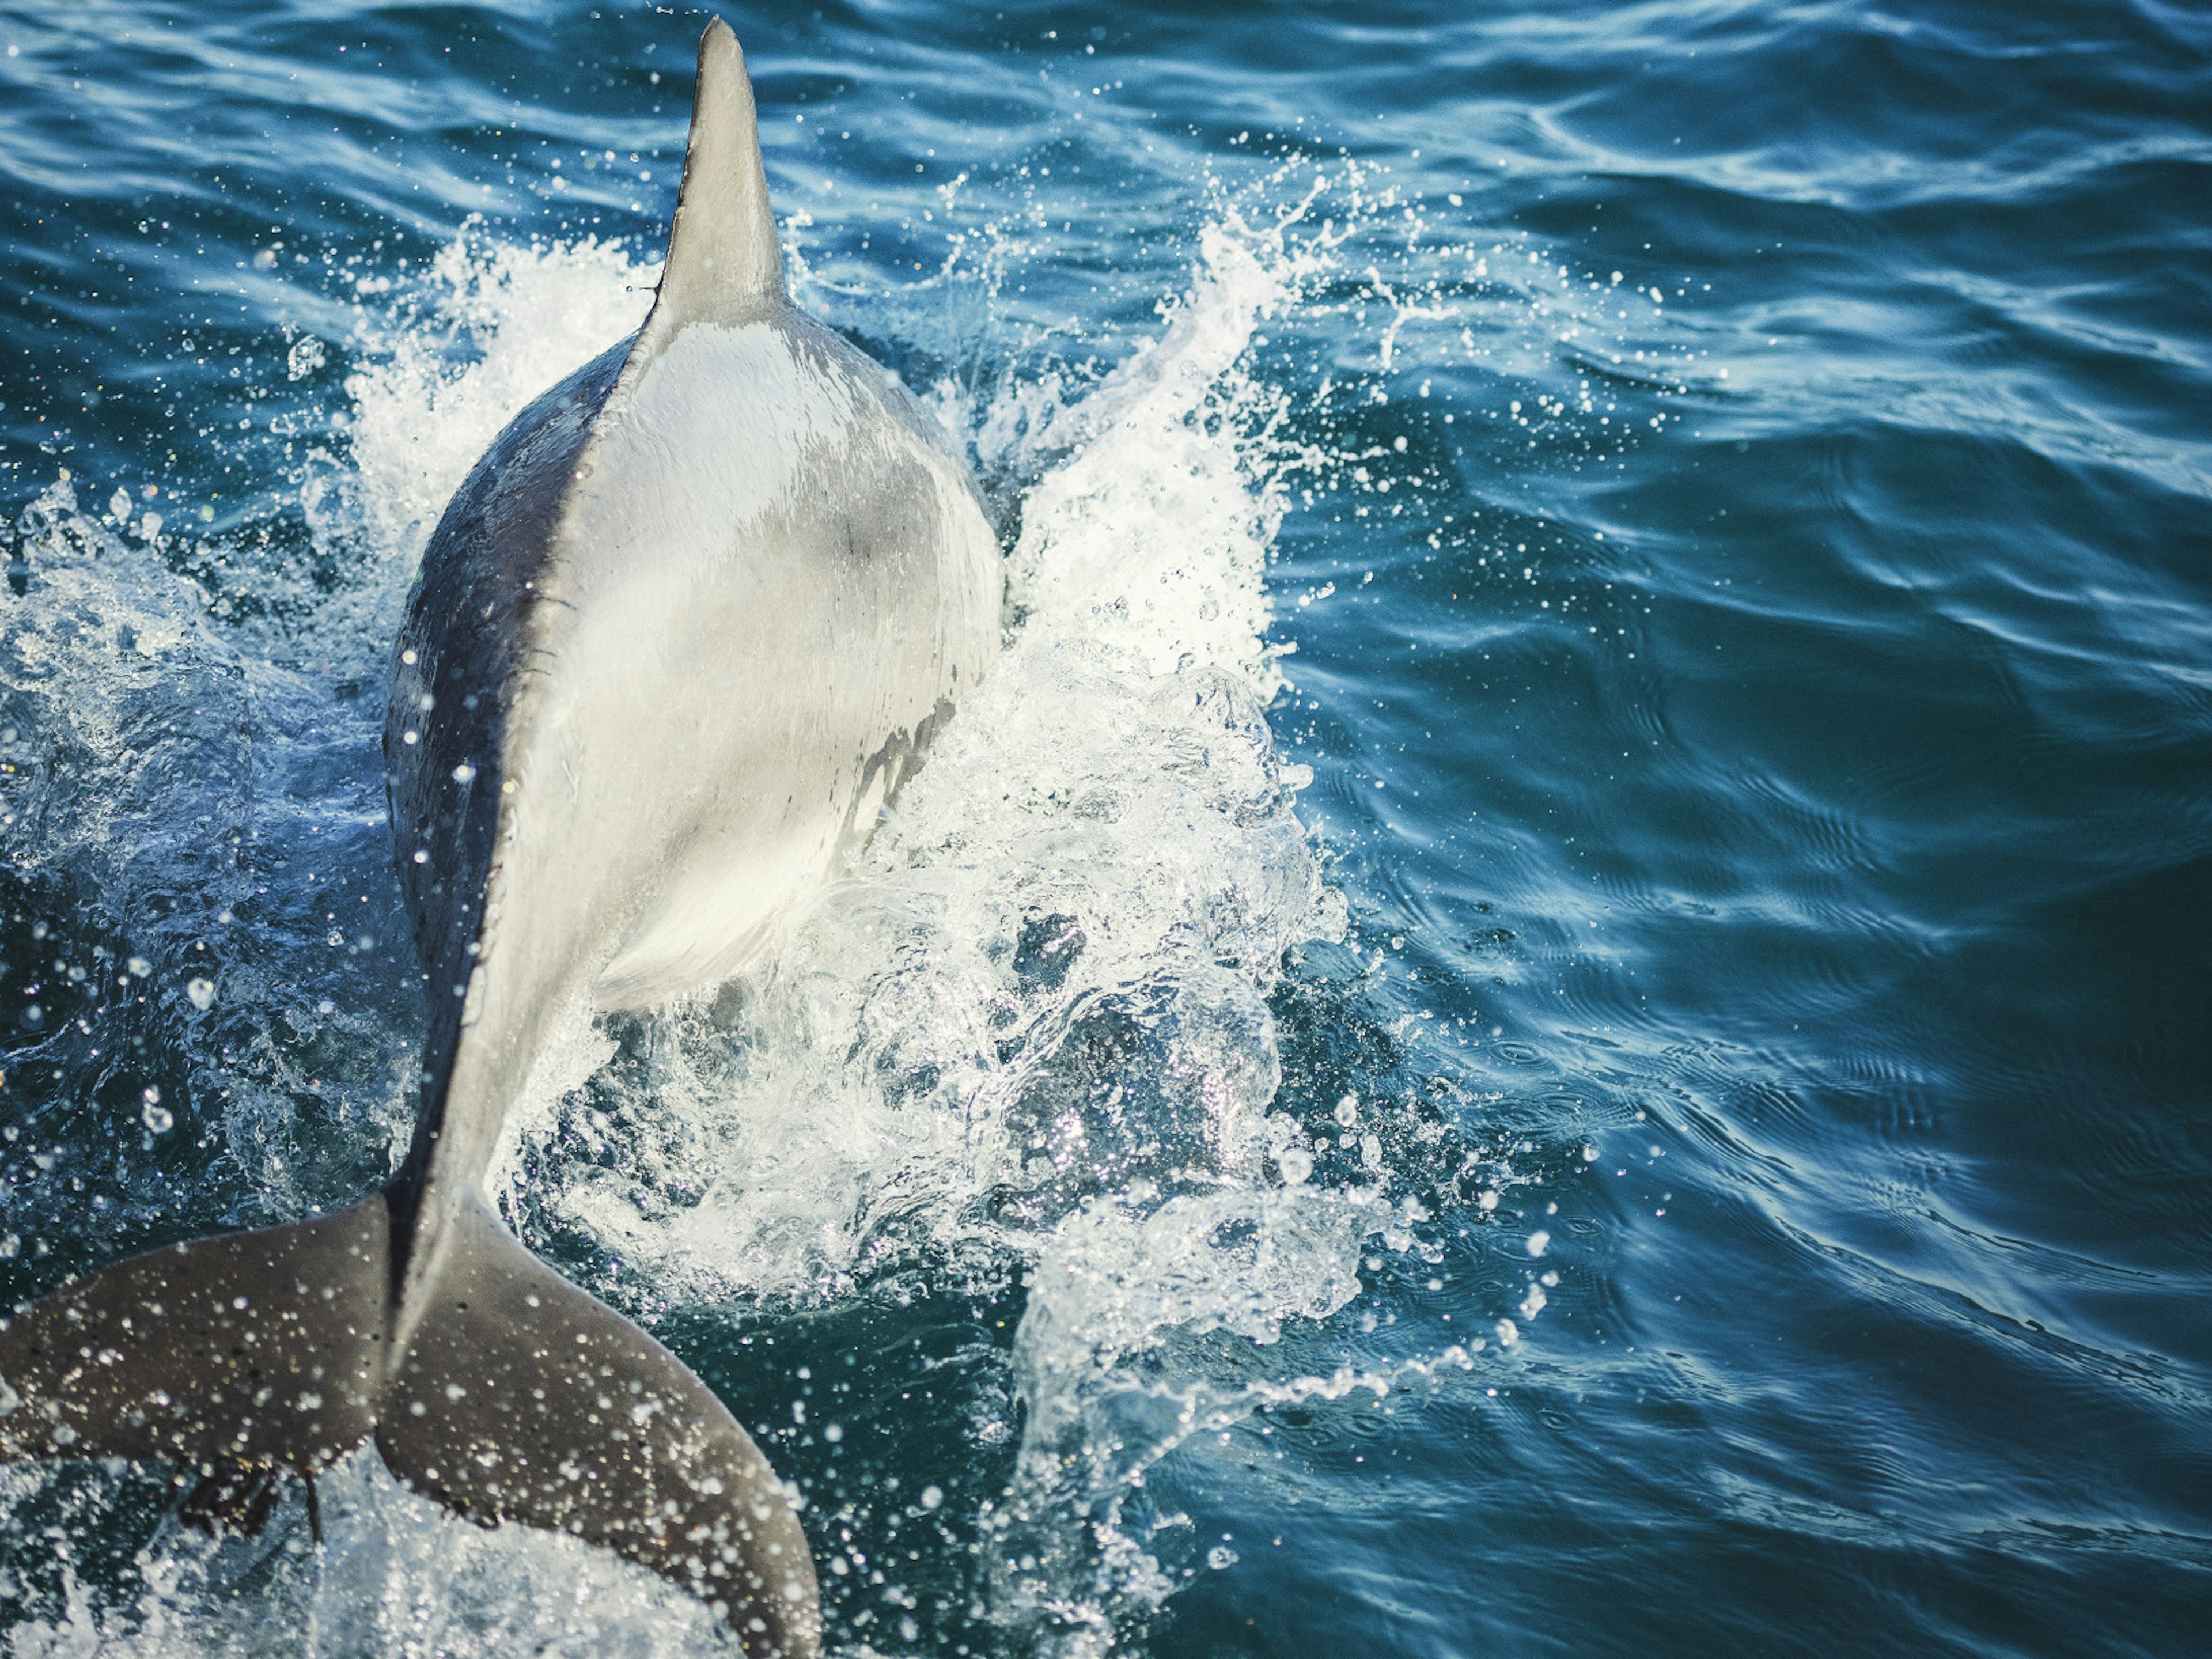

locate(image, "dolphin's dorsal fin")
(641, 19), (785, 351)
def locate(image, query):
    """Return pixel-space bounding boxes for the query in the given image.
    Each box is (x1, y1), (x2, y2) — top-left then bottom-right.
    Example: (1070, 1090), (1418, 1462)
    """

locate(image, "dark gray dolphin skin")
(0, 21), (1000, 1653)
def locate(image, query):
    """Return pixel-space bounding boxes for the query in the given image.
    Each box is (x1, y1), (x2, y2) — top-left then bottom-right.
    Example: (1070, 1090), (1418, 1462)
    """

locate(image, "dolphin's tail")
(0, 1192), (821, 1657)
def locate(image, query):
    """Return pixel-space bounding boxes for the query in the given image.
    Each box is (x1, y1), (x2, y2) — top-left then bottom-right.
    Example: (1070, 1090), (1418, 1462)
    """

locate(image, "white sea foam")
(338, 223), (657, 576)
(0, 1456), (723, 1659)
(367, 196), (1395, 1651)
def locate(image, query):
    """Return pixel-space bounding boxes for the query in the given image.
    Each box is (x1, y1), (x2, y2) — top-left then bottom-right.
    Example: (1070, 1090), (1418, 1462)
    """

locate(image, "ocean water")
(1, 1), (2207, 1654)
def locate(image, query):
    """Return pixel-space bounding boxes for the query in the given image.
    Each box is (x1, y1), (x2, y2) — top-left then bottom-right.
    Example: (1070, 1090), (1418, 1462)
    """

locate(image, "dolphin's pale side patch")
(585, 321), (858, 562)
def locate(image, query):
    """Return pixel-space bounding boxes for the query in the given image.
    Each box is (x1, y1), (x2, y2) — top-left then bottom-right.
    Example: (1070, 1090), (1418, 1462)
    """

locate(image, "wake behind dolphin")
(0, 22), (1001, 1652)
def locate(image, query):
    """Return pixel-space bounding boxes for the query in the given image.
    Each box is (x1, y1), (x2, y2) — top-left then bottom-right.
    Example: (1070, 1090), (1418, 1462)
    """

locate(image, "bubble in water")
(919, 1485), (943, 1511)
(1207, 1544), (1239, 1570)
(185, 975), (215, 1010)
(142, 1086), (173, 1134)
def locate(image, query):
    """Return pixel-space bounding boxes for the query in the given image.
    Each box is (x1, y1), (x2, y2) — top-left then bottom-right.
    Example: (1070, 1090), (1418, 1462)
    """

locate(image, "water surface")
(1, 2), (2207, 1655)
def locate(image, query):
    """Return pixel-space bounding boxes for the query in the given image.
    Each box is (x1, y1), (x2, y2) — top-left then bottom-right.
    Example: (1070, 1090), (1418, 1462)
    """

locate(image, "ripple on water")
(4, 2), (2211, 1655)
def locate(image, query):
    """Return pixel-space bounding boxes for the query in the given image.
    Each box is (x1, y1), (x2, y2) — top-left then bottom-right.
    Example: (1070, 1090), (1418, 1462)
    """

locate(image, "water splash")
(337, 221), (658, 579)
(0, 1456), (724, 1659)
(0, 164), (1566, 1656)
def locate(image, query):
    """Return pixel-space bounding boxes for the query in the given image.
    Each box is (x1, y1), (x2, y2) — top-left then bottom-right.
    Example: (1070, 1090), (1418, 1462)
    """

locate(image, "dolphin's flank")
(0, 22), (1002, 1654)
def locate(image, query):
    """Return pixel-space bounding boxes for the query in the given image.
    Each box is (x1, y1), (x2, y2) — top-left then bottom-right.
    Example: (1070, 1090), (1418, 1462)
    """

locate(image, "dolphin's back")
(390, 234), (997, 1225)
(503, 312), (998, 1013)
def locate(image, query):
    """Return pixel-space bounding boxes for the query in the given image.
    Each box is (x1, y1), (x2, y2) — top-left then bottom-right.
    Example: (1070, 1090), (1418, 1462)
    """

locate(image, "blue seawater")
(1, 2), (2207, 1654)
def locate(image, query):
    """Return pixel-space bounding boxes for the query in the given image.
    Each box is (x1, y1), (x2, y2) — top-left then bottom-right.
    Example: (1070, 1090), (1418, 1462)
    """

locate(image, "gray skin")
(0, 24), (1001, 1655)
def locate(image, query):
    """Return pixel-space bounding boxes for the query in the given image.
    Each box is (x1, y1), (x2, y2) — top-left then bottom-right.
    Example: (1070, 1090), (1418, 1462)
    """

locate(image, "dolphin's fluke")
(0, 1197), (389, 1476)
(376, 1191), (821, 1656)
(642, 18), (786, 353)
(0, 1190), (820, 1654)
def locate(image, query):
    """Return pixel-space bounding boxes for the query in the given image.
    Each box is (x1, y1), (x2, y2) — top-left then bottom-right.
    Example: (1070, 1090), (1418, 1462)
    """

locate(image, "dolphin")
(0, 21), (1000, 1653)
